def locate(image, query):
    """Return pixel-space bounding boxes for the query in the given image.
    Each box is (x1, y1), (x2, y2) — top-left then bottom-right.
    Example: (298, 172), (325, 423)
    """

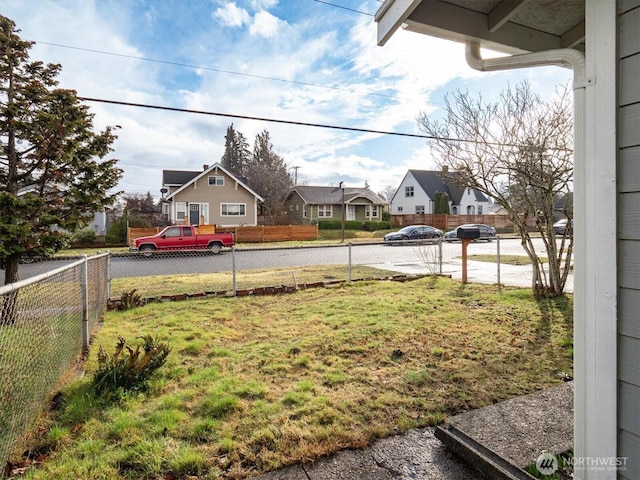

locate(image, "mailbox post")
(457, 226), (480, 284)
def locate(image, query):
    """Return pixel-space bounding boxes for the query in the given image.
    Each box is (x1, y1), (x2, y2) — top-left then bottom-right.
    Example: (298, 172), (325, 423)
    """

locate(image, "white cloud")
(0, 0), (573, 199)
(249, 10), (284, 38)
(212, 2), (250, 27)
(248, 0), (279, 9)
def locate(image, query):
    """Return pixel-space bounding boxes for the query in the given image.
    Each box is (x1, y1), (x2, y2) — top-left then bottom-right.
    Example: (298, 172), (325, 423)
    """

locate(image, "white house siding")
(455, 188), (490, 215)
(391, 171), (434, 214)
(618, 1), (640, 478)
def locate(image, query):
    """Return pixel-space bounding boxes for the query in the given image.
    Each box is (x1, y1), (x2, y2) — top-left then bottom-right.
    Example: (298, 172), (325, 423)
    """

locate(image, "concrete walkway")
(253, 382), (573, 480)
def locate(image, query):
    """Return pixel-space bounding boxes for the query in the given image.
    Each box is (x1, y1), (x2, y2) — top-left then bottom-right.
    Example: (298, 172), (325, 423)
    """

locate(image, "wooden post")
(461, 238), (471, 284)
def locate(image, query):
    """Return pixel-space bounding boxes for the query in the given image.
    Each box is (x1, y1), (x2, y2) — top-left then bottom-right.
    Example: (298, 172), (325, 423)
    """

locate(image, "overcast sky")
(2, 0), (572, 199)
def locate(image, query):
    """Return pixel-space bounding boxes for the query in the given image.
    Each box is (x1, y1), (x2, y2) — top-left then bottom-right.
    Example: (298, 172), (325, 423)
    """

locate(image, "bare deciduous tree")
(417, 80), (573, 297)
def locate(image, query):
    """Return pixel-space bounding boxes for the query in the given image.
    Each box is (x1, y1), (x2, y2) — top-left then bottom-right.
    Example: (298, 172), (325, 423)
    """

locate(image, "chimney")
(203, 164), (209, 171)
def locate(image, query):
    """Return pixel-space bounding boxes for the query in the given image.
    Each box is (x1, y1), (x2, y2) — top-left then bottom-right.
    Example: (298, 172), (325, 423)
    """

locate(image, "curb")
(435, 424), (537, 480)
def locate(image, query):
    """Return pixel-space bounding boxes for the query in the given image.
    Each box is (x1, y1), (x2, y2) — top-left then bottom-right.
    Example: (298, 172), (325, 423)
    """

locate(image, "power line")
(78, 96), (571, 151)
(78, 96), (435, 139)
(312, 0), (375, 16)
(32, 40), (402, 101)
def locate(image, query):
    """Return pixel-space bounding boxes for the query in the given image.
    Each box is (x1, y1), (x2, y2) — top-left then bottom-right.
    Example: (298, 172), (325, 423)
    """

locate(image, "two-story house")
(390, 169), (490, 215)
(162, 163), (264, 227)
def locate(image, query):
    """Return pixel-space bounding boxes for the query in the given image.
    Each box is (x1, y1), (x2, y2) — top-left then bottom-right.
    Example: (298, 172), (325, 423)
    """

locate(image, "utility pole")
(340, 181), (345, 243)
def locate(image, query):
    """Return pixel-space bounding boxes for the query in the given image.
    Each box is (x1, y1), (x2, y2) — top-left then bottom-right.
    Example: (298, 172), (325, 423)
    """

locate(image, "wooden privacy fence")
(391, 214), (533, 230)
(128, 225), (318, 244)
(218, 225), (318, 243)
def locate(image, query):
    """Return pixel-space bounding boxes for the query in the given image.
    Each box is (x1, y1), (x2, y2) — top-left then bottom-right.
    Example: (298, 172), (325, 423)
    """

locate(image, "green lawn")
(13, 276), (573, 480)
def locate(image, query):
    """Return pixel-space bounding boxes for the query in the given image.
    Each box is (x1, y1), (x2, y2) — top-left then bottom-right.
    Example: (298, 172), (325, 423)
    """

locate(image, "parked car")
(383, 225), (443, 244)
(444, 224), (497, 242)
(553, 218), (573, 236)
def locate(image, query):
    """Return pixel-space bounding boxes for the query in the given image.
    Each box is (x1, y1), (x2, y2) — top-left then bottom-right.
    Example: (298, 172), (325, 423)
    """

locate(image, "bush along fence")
(0, 253), (109, 475)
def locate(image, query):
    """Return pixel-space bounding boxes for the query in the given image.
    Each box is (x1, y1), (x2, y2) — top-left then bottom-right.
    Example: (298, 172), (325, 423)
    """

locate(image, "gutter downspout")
(465, 42), (611, 480)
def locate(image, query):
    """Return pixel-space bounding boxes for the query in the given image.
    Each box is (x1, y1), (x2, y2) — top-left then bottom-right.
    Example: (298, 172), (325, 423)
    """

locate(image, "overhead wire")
(77, 96), (572, 152)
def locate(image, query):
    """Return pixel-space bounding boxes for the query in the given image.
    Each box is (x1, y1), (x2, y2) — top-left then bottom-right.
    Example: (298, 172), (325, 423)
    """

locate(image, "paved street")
(5, 237), (573, 292)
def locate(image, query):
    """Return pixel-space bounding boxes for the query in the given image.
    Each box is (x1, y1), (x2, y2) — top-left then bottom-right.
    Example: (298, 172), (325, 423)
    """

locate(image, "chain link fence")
(109, 238), (572, 297)
(0, 240), (573, 472)
(0, 253), (109, 473)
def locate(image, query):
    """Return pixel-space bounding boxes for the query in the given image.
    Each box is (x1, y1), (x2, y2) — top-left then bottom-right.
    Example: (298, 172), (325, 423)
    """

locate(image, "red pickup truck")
(130, 225), (234, 255)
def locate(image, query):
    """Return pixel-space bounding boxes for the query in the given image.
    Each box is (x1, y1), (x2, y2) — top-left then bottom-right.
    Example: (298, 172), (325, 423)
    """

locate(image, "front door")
(347, 205), (356, 221)
(189, 204), (200, 225)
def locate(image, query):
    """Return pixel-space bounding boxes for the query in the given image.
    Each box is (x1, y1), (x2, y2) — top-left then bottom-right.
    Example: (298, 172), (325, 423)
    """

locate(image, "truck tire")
(139, 245), (155, 258)
(208, 242), (222, 254)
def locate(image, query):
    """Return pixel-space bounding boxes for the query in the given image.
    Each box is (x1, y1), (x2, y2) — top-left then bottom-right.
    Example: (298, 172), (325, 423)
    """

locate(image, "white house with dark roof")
(284, 185), (388, 225)
(162, 163), (263, 227)
(390, 169), (490, 216)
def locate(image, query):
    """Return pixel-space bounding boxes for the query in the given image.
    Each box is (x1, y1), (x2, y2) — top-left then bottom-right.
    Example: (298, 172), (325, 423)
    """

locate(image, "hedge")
(318, 220), (392, 231)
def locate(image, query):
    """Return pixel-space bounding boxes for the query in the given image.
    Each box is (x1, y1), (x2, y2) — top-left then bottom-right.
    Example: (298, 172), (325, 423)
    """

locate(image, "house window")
(176, 202), (186, 221)
(318, 205), (332, 218)
(365, 205), (379, 218)
(221, 203), (246, 216)
(303, 205), (308, 218)
(397, 206), (403, 213)
(208, 176), (224, 186)
(478, 205), (483, 214)
(415, 205), (425, 214)
(162, 203), (169, 215)
(405, 186), (414, 197)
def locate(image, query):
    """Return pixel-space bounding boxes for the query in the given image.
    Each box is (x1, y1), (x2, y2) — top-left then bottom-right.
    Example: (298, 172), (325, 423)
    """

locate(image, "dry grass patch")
(15, 277), (572, 480)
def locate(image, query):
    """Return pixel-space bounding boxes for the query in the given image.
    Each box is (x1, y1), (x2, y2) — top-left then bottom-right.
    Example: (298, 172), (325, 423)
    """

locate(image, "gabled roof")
(162, 170), (201, 186)
(163, 163), (264, 202)
(406, 170), (489, 205)
(287, 186), (387, 205)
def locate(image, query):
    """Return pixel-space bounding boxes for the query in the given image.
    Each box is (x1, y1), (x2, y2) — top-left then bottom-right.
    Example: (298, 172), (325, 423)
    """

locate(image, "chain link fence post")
(231, 246), (237, 296)
(81, 254), (89, 351)
(348, 242), (352, 282)
(496, 236), (501, 291)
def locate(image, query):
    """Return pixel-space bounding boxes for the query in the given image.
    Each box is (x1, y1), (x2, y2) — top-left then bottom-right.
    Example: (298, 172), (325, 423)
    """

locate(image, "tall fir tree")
(220, 123), (250, 178)
(0, 16), (122, 307)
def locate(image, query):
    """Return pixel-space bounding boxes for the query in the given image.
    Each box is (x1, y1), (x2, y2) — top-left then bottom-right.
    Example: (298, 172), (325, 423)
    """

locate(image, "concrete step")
(435, 381), (573, 479)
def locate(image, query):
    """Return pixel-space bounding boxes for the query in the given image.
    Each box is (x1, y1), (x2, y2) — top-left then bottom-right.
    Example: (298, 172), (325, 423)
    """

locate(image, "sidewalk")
(253, 382), (573, 480)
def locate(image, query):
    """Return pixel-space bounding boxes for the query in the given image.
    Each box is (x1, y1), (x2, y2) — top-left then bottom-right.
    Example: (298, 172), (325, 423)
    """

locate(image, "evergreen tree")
(0, 16), (122, 296)
(434, 191), (450, 214)
(220, 123), (250, 178)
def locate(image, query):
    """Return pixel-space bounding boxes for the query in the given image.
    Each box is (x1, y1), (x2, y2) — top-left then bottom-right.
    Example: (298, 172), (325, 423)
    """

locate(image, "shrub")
(106, 220), (127, 244)
(72, 228), (97, 245)
(93, 335), (171, 399)
(120, 289), (144, 310)
(318, 220), (392, 231)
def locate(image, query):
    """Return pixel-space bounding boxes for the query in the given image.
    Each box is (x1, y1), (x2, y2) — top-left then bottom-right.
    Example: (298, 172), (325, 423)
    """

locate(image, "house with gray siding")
(162, 163), (263, 227)
(376, 1), (638, 479)
(284, 186), (387, 225)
